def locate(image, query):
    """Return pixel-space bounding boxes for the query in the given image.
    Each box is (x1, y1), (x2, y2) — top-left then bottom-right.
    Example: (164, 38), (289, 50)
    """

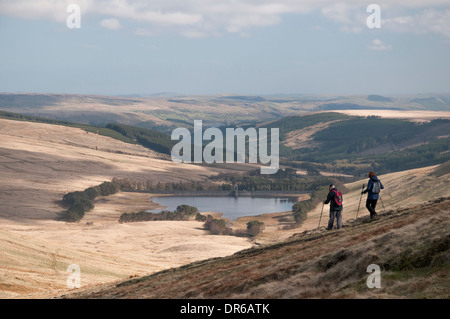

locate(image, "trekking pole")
(379, 195), (386, 213)
(318, 202), (324, 229)
(356, 184), (365, 219)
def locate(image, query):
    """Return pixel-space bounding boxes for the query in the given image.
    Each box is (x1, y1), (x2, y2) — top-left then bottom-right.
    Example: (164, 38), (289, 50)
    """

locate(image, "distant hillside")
(0, 93), (143, 108)
(0, 109), (136, 144)
(432, 160), (450, 177)
(216, 95), (267, 102)
(0, 93), (172, 130)
(265, 112), (351, 138)
(318, 103), (401, 111)
(411, 97), (450, 110)
(3, 105), (449, 178)
(67, 196), (450, 299)
(2, 93), (450, 177)
(105, 123), (174, 155)
(0, 110), (173, 155)
(2, 93), (450, 131)
(275, 112), (450, 177)
(367, 95), (393, 102)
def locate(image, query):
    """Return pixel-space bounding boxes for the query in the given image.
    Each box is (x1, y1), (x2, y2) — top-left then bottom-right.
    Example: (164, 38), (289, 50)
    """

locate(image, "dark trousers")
(327, 209), (342, 230)
(366, 199), (378, 217)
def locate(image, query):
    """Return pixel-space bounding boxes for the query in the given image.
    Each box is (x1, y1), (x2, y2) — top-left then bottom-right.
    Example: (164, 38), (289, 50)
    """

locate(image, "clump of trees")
(203, 216), (265, 237)
(203, 217), (234, 235)
(60, 181), (119, 222)
(246, 220), (265, 236)
(118, 205), (200, 223)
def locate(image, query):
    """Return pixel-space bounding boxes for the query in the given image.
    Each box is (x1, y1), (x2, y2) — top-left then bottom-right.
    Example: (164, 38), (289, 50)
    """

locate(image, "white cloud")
(368, 38), (392, 51)
(1, 0), (450, 38)
(0, 0), (92, 22)
(95, 1), (203, 26)
(321, 3), (354, 24)
(383, 9), (450, 38)
(100, 18), (121, 30)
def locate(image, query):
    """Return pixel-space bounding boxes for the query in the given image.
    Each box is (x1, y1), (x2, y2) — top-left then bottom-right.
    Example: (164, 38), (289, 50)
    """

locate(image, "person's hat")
(329, 184), (336, 190)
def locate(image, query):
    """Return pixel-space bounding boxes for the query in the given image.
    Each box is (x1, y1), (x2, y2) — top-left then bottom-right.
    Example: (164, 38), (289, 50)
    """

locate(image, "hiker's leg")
(327, 209), (335, 230)
(336, 209), (343, 229)
(372, 199), (378, 213)
(366, 199), (375, 215)
(371, 199), (379, 218)
(366, 199), (378, 218)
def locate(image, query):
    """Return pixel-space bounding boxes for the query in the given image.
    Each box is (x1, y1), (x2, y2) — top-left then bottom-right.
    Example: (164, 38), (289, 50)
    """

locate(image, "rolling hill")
(1, 94), (450, 300)
(1, 92), (450, 131)
(0, 118), (252, 298)
(271, 112), (450, 177)
(66, 195), (450, 299)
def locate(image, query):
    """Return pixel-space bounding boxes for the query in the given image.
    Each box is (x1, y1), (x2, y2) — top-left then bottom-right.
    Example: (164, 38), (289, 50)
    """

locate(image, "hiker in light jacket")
(323, 184), (343, 230)
(362, 171), (384, 219)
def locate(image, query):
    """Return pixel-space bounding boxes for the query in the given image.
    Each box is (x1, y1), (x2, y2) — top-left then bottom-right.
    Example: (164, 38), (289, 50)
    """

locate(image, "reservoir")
(148, 196), (295, 220)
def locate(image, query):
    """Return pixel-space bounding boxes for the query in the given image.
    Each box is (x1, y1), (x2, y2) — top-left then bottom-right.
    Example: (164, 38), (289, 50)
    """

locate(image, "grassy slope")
(68, 195), (450, 299)
(0, 110), (174, 155)
(0, 227), (134, 298)
(0, 109), (136, 143)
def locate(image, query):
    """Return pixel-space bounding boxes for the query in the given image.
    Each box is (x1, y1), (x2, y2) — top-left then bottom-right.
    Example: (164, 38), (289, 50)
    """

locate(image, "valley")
(0, 93), (449, 299)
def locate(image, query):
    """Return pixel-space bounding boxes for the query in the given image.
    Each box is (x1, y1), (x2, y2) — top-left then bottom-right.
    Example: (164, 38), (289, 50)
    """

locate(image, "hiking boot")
(371, 213), (379, 220)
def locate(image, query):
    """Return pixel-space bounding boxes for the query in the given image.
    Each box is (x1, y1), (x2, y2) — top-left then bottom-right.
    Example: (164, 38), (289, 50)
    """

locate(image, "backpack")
(331, 189), (343, 206)
(372, 181), (381, 194)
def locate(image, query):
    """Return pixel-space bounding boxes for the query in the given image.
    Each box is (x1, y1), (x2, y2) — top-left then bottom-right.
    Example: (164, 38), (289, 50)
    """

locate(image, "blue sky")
(1, 0), (449, 96)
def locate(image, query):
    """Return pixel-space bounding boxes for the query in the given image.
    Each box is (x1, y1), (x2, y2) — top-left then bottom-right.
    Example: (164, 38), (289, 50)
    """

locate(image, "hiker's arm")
(362, 180), (371, 194)
(380, 180), (384, 189)
(324, 192), (332, 204)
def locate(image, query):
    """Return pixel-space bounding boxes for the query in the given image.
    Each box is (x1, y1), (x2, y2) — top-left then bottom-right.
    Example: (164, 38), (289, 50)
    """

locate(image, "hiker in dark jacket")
(362, 171), (384, 219)
(323, 184), (343, 230)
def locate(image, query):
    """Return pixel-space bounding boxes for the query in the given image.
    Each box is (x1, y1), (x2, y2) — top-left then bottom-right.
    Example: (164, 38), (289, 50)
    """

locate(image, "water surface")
(148, 196), (294, 220)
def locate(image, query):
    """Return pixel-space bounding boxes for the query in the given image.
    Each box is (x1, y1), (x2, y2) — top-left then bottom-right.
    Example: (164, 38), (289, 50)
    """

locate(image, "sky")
(0, 0), (450, 96)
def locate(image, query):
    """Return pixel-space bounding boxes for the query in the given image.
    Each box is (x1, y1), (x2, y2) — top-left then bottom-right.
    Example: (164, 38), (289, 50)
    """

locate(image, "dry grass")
(0, 119), (252, 298)
(66, 197), (450, 299)
(283, 120), (343, 149)
(1, 116), (449, 299)
(331, 110), (450, 122)
(301, 164), (450, 235)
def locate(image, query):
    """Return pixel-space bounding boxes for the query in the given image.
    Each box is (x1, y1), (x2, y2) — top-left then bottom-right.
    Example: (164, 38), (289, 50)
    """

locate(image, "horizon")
(2, 91), (450, 98)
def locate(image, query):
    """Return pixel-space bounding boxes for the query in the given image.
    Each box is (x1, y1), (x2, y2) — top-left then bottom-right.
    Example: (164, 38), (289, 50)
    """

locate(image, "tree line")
(118, 204), (265, 237)
(118, 205), (200, 223)
(60, 181), (120, 222)
(112, 178), (226, 192)
(112, 169), (345, 194)
(212, 168), (346, 192)
(105, 123), (174, 155)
